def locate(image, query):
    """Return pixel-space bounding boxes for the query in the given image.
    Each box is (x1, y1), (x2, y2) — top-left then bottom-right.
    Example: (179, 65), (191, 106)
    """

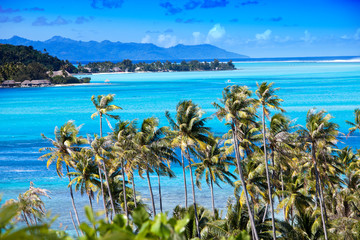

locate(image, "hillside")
(0, 36), (248, 62)
(0, 44), (82, 83)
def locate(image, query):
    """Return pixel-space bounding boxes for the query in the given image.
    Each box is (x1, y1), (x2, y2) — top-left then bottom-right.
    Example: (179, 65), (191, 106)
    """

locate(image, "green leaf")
(132, 206), (149, 228)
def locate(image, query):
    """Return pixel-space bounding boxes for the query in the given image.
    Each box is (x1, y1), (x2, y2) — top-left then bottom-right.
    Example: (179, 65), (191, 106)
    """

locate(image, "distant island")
(0, 44), (89, 87)
(0, 36), (248, 62)
(0, 43), (239, 88)
(80, 59), (235, 73)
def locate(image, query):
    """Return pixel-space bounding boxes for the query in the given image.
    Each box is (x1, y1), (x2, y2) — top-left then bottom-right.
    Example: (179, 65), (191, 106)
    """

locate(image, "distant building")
(30, 79), (52, 87)
(21, 80), (32, 87)
(1, 80), (17, 88)
(47, 70), (72, 77)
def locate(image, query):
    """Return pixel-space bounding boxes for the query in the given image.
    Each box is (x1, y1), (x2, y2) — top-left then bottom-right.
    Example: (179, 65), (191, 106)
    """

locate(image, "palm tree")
(8, 183), (50, 226)
(193, 136), (236, 216)
(346, 108), (360, 136)
(133, 117), (173, 216)
(111, 120), (137, 218)
(91, 94), (121, 137)
(298, 108), (339, 240)
(166, 100), (211, 238)
(255, 81), (285, 240)
(67, 148), (99, 210)
(39, 120), (85, 228)
(213, 85), (259, 240)
(88, 135), (116, 219)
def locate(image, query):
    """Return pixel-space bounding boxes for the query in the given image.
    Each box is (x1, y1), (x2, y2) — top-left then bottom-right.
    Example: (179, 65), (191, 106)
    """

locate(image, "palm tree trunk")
(158, 173), (163, 213)
(100, 115), (103, 137)
(88, 194), (93, 211)
(280, 169), (286, 221)
(318, 176), (328, 221)
(261, 106), (277, 240)
(146, 170), (156, 216)
(66, 166), (81, 228)
(232, 122), (259, 240)
(120, 159), (128, 218)
(186, 148), (201, 239)
(70, 211), (80, 237)
(102, 162), (116, 218)
(311, 143), (328, 240)
(181, 150), (188, 208)
(131, 173), (137, 208)
(98, 165), (109, 221)
(210, 173), (216, 217)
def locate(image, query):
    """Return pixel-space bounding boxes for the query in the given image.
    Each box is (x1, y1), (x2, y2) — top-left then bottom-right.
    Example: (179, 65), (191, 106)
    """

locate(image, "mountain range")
(0, 36), (248, 62)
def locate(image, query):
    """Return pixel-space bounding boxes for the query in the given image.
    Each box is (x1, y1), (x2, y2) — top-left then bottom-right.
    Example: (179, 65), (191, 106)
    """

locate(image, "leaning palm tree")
(91, 94), (122, 137)
(111, 120), (137, 218)
(298, 108), (339, 240)
(346, 108), (360, 137)
(166, 100), (211, 238)
(8, 182), (50, 226)
(193, 136), (236, 216)
(255, 81), (285, 240)
(133, 117), (172, 216)
(67, 148), (99, 210)
(39, 120), (85, 228)
(88, 135), (116, 219)
(213, 85), (259, 240)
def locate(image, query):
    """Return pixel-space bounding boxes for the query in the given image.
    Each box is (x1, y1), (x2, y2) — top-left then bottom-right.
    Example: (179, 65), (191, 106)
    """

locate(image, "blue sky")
(0, 0), (359, 57)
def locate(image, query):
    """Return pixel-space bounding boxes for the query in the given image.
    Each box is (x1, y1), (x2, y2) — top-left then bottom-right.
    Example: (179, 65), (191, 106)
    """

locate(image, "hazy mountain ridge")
(0, 36), (248, 62)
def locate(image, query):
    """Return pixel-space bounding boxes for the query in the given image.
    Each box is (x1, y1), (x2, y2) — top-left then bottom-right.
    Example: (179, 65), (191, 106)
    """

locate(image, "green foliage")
(0, 44), (77, 81)
(81, 59), (235, 73)
(51, 76), (91, 84)
(78, 206), (189, 240)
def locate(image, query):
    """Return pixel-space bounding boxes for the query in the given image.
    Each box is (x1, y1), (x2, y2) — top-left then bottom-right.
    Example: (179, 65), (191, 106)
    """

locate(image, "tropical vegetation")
(1, 82), (360, 239)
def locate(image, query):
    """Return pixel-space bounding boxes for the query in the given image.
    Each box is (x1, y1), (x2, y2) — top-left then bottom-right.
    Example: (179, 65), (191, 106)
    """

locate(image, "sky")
(0, 0), (359, 58)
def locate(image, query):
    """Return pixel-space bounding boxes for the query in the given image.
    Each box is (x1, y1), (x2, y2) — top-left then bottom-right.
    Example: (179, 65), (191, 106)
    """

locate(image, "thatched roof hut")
(2, 80), (17, 87)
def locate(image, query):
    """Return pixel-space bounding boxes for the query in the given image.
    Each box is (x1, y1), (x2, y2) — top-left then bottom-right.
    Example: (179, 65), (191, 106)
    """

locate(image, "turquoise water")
(0, 61), (360, 233)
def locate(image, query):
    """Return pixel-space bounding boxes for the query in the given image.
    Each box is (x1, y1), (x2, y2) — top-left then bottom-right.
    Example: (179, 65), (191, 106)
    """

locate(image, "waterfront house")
(21, 80), (32, 87)
(30, 79), (52, 87)
(1, 80), (17, 88)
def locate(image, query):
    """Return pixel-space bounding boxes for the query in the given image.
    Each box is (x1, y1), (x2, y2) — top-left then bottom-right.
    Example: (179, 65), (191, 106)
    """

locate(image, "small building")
(47, 70), (72, 77)
(30, 79), (52, 87)
(21, 80), (32, 87)
(1, 80), (17, 88)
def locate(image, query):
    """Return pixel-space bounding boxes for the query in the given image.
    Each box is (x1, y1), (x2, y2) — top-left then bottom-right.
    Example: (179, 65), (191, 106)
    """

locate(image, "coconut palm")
(166, 100), (211, 238)
(298, 108), (339, 240)
(213, 85), (259, 240)
(346, 108), (360, 137)
(39, 120), (85, 227)
(255, 81), (285, 240)
(67, 148), (99, 210)
(133, 117), (173, 216)
(8, 183), (50, 226)
(91, 94), (121, 137)
(111, 120), (137, 218)
(193, 136), (236, 216)
(88, 135), (116, 219)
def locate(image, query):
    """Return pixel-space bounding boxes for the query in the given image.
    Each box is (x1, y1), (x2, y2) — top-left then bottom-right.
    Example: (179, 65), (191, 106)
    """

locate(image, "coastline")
(53, 83), (110, 87)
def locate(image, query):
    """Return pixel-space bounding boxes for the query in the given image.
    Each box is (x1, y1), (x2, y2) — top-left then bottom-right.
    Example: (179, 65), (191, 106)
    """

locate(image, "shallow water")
(0, 61), (359, 234)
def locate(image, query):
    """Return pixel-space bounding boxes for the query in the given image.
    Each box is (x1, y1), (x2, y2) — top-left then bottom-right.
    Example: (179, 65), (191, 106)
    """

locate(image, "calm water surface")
(0, 61), (359, 233)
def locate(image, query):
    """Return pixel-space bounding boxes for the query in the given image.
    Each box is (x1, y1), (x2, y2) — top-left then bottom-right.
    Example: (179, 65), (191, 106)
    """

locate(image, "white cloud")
(354, 28), (360, 40)
(206, 24), (226, 43)
(301, 30), (316, 43)
(274, 35), (291, 43)
(157, 34), (178, 47)
(141, 34), (151, 43)
(192, 32), (203, 44)
(256, 29), (272, 41)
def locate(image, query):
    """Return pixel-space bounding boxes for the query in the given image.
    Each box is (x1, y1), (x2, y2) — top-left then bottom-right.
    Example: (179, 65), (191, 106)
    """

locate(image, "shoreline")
(53, 83), (110, 87)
